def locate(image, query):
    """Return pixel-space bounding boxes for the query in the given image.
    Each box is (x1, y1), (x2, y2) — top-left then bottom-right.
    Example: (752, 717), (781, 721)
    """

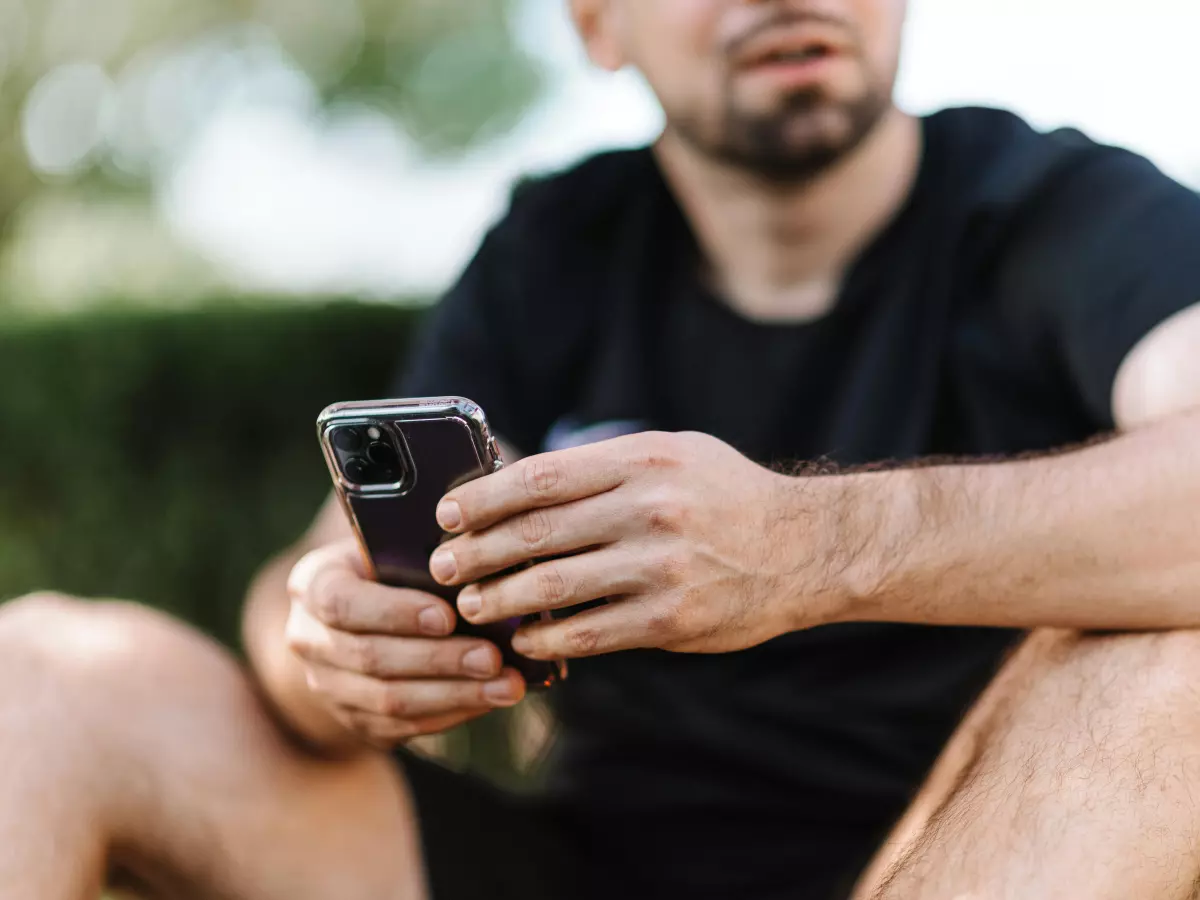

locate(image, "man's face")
(575, 0), (907, 181)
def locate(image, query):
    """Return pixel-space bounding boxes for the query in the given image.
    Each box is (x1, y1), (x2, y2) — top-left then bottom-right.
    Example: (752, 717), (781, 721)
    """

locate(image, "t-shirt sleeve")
(996, 149), (1200, 429)
(393, 219), (548, 455)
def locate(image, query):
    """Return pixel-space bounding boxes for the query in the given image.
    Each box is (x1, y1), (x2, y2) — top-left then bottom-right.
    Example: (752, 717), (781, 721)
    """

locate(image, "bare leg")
(0, 593), (428, 900)
(853, 629), (1200, 900)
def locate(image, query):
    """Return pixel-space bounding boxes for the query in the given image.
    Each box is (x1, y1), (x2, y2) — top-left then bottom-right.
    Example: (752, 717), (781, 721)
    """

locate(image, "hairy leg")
(853, 629), (1200, 900)
(0, 593), (428, 900)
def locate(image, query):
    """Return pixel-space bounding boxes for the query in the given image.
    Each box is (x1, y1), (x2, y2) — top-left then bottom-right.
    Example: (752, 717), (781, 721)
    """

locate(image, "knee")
(0, 592), (241, 715)
(0, 589), (83, 630)
(0, 591), (97, 666)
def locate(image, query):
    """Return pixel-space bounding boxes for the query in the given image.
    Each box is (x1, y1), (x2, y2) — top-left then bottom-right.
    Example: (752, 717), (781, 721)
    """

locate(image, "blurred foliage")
(0, 301), (409, 634)
(0, 0), (542, 239)
(0, 300), (538, 783)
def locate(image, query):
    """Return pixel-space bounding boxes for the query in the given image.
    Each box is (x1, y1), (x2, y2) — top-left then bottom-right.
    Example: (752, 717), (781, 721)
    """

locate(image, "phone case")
(317, 397), (565, 688)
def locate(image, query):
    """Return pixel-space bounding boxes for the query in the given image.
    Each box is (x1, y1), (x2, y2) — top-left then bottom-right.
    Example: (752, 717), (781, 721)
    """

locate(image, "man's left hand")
(429, 432), (860, 660)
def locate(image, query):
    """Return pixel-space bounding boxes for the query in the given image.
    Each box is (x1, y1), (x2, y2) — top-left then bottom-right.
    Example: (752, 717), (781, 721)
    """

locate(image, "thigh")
(849, 629), (1073, 900)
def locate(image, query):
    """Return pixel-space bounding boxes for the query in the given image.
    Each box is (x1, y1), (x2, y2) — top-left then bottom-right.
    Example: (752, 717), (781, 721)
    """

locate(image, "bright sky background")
(164, 0), (1200, 299)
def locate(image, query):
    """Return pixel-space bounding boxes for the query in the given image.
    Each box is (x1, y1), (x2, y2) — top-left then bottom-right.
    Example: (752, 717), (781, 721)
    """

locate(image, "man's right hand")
(284, 540), (526, 748)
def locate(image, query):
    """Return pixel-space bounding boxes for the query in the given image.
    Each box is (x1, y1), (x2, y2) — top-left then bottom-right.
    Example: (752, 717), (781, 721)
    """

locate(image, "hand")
(284, 540), (526, 747)
(429, 432), (856, 660)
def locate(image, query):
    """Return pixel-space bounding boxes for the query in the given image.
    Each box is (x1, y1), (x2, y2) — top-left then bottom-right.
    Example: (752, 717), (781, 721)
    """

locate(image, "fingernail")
(463, 646), (497, 677)
(437, 500), (462, 531)
(484, 679), (519, 706)
(457, 586), (482, 620)
(511, 633), (534, 656)
(429, 549), (457, 583)
(418, 607), (452, 636)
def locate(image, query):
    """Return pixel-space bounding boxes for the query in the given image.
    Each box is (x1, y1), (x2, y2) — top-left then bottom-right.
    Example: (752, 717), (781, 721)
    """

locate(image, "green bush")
(0, 302), (421, 642)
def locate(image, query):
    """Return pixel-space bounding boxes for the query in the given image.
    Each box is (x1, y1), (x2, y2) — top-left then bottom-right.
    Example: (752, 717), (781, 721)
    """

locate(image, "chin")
(714, 99), (886, 182)
(780, 107), (858, 150)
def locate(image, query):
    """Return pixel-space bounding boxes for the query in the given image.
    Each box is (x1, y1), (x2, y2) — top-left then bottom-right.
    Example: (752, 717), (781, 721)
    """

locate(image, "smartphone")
(317, 396), (566, 688)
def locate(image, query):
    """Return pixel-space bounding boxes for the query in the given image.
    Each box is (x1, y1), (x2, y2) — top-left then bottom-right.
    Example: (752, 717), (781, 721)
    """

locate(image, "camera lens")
(366, 442), (399, 471)
(343, 457), (370, 483)
(333, 427), (364, 452)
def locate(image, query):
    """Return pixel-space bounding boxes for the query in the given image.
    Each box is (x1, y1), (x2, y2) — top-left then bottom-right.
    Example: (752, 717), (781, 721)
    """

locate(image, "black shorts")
(396, 750), (591, 900)
(397, 750), (865, 900)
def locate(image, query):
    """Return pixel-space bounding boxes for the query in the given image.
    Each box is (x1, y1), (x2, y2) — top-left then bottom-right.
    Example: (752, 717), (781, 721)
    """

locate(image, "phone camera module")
(334, 422), (407, 488)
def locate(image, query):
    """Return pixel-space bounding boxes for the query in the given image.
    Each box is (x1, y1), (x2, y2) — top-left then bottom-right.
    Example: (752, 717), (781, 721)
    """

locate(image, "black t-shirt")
(399, 107), (1200, 899)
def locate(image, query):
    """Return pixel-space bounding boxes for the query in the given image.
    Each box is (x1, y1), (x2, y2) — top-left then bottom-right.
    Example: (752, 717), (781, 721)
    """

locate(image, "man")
(4, 0), (1200, 897)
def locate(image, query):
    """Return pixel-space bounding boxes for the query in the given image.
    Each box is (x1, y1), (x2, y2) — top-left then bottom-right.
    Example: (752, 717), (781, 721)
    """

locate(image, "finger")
(510, 599), (666, 660)
(288, 608), (504, 679)
(306, 665), (527, 718)
(338, 708), (486, 745)
(432, 491), (633, 586)
(457, 547), (648, 626)
(290, 541), (455, 636)
(438, 440), (633, 534)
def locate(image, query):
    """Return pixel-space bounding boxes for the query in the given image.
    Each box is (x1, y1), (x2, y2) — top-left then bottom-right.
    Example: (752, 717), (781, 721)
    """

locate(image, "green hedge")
(0, 303), (422, 642)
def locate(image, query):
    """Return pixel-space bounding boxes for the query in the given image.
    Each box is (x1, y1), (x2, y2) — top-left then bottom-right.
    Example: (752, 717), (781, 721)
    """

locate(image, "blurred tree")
(0, 0), (542, 242)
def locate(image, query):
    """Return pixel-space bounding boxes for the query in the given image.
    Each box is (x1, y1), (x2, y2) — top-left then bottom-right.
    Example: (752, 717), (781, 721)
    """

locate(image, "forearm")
(840, 408), (1200, 630)
(241, 551), (358, 755)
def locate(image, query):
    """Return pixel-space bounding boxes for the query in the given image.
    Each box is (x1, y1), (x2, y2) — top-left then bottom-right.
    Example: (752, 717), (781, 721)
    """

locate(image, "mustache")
(722, 8), (858, 58)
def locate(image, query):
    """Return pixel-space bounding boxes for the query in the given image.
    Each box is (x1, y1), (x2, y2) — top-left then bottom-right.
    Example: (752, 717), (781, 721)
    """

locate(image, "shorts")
(396, 750), (864, 900)
(395, 749), (590, 900)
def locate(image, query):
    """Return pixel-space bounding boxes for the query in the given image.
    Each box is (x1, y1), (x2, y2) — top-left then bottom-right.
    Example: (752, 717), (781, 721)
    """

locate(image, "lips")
(731, 24), (846, 72)
(759, 45), (831, 65)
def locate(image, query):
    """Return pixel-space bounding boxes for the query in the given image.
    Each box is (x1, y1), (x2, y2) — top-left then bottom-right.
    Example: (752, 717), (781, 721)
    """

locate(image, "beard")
(672, 83), (892, 184)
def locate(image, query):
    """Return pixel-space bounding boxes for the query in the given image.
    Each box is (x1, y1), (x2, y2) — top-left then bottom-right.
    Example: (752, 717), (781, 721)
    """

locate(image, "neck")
(654, 107), (922, 322)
